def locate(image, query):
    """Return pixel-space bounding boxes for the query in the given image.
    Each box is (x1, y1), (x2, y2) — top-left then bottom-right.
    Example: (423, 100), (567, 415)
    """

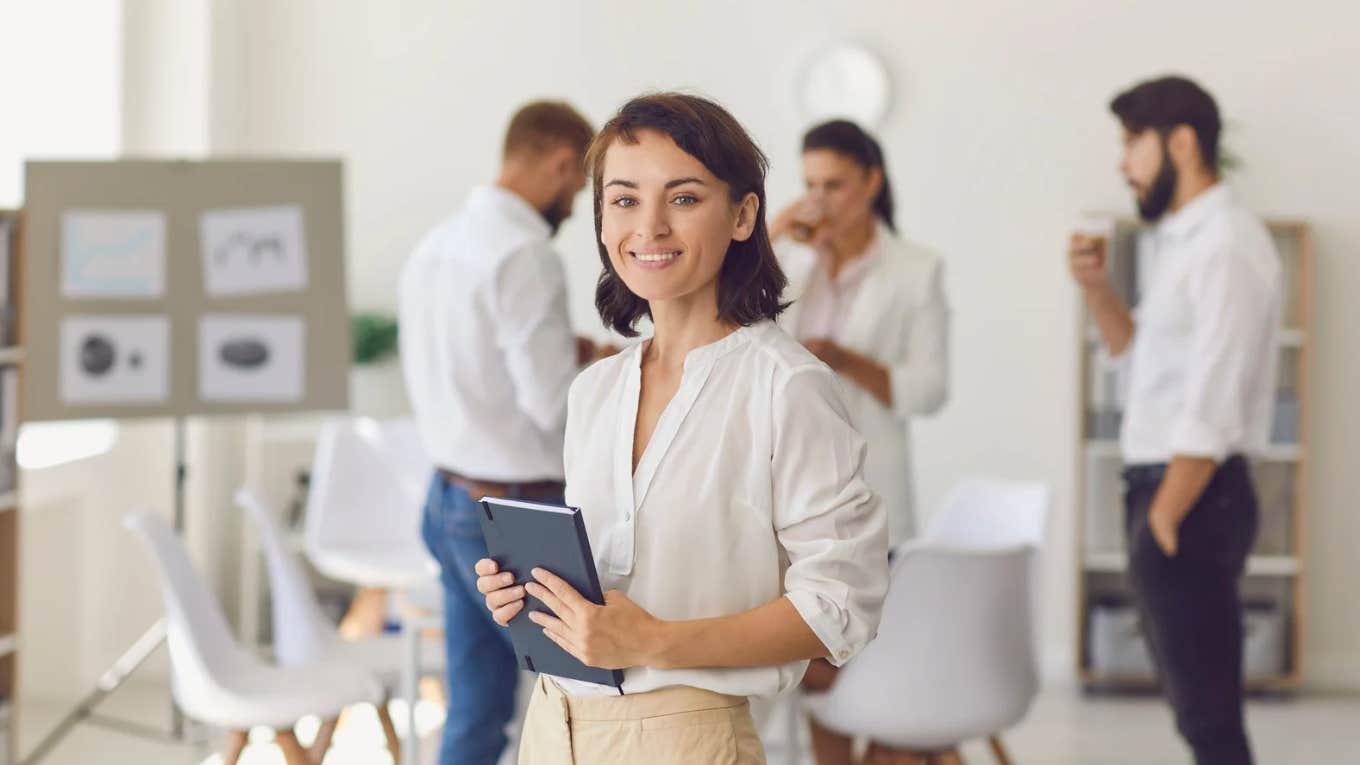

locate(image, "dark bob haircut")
(802, 119), (896, 231)
(584, 93), (788, 338)
(1110, 75), (1222, 175)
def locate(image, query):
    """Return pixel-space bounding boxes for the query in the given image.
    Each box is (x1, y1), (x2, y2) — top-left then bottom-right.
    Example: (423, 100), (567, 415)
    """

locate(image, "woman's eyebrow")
(604, 177), (706, 190)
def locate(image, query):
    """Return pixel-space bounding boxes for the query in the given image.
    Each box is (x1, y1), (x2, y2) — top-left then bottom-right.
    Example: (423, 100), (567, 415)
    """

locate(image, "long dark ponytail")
(801, 119), (895, 232)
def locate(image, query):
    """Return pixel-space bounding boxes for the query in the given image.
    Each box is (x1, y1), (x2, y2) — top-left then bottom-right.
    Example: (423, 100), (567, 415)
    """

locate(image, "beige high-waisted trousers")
(517, 674), (766, 764)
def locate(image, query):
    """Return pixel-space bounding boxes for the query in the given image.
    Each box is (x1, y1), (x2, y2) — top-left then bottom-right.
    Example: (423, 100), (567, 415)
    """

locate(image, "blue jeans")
(420, 474), (540, 765)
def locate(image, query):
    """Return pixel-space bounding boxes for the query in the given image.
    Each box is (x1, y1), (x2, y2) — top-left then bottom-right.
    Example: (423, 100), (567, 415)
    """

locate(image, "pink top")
(795, 232), (883, 342)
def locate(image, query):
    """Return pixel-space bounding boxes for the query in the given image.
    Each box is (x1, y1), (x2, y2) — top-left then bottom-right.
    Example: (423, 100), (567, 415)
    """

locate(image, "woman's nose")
(635, 204), (671, 239)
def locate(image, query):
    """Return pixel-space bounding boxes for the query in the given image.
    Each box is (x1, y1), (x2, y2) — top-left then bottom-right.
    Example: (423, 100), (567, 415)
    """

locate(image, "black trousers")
(1123, 456), (1258, 765)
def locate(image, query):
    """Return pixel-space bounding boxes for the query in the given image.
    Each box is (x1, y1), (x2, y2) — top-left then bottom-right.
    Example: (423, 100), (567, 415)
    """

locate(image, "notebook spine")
(571, 509), (625, 689)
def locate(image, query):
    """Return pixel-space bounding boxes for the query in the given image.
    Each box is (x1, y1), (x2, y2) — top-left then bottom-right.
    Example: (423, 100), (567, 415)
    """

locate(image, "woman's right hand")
(476, 558), (527, 626)
(770, 196), (825, 243)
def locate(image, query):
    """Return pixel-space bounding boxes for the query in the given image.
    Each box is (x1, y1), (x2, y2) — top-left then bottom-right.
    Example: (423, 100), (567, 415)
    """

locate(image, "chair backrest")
(815, 544), (1039, 749)
(123, 513), (252, 709)
(235, 488), (337, 666)
(376, 417), (432, 509)
(921, 477), (1051, 680)
(921, 478), (1050, 550)
(303, 416), (432, 553)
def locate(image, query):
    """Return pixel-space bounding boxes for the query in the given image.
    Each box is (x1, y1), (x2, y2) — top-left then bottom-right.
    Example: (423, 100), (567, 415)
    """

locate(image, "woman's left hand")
(526, 567), (665, 670)
(803, 338), (849, 370)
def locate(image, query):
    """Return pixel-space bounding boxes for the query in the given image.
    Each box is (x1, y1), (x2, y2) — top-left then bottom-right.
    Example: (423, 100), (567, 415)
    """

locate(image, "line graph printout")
(61, 210), (167, 298)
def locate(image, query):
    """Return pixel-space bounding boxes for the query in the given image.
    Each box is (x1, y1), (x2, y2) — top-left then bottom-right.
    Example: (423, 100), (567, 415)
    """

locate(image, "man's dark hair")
(585, 93), (788, 338)
(1110, 75), (1222, 174)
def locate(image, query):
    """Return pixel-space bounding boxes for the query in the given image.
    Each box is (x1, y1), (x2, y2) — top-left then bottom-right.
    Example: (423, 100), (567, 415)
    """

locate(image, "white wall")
(202, 0), (1360, 688)
(0, 0), (155, 718)
(16, 0), (228, 721)
(122, 0), (211, 156)
(20, 422), (177, 704)
(0, 0), (122, 207)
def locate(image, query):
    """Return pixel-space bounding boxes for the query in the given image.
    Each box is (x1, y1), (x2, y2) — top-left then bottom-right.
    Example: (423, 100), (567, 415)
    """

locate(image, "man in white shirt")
(399, 100), (594, 765)
(1070, 76), (1279, 765)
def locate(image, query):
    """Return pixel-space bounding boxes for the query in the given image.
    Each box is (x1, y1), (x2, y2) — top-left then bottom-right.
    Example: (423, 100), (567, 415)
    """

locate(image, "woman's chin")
(617, 274), (685, 304)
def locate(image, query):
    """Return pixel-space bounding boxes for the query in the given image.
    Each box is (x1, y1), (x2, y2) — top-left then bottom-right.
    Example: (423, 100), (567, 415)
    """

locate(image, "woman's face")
(600, 128), (758, 309)
(801, 148), (882, 235)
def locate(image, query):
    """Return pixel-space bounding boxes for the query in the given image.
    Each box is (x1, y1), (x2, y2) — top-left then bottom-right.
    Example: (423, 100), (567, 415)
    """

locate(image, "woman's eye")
(672, 194), (698, 206)
(610, 197), (637, 208)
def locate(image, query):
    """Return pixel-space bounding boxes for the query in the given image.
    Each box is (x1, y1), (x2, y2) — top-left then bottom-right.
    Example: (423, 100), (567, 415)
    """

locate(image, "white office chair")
(803, 479), (1049, 764)
(925, 476), (1050, 670)
(237, 487), (446, 686)
(123, 512), (385, 765)
(922, 478), (1050, 550)
(303, 417), (439, 589)
(237, 487), (446, 760)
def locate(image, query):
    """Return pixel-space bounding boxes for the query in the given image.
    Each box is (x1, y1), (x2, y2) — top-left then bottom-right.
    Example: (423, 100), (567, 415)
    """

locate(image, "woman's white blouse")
(554, 320), (889, 698)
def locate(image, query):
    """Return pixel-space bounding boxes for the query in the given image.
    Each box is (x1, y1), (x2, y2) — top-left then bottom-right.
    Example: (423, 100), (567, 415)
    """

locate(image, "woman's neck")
(644, 285), (737, 371)
(826, 214), (877, 278)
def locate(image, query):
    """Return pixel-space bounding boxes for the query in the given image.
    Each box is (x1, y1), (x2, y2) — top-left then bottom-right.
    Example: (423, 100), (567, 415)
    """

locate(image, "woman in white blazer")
(773, 120), (951, 765)
(772, 119), (950, 550)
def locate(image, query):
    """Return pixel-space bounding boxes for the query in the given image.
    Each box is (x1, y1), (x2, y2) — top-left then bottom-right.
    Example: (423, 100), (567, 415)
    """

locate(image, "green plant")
(1218, 119), (1242, 174)
(351, 312), (399, 365)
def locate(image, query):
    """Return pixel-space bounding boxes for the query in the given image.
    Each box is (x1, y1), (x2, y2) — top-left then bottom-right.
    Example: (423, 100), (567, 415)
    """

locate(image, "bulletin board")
(21, 160), (350, 421)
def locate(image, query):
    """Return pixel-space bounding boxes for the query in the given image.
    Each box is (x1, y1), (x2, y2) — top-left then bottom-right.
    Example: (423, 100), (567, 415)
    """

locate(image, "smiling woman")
(475, 93), (890, 765)
(586, 93), (789, 338)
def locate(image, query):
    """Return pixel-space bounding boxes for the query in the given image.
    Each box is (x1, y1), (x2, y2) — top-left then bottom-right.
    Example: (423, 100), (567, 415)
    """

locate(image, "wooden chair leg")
(863, 744), (928, 765)
(308, 717), (338, 764)
(221, 730), (248, 765)
(339, 587), (388, 638)
(377, 700), (402, 759)
(808, 715), (855, 765)
(988, 735), (1015, 765)
(277, 729), (311, 765)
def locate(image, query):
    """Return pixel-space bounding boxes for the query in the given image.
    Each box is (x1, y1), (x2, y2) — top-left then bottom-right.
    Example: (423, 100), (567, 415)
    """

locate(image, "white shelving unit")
(1075, 217), (1312, 693)
(1082, 439), (1302, 463)
(1083, 551), (1302, 577)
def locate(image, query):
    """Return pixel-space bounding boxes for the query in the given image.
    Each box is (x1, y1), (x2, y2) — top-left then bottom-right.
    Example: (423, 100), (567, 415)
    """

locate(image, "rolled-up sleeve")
(888, 257), (950, 418)
(772, 366), (889, 666)
(1171, 244), (1276, 461)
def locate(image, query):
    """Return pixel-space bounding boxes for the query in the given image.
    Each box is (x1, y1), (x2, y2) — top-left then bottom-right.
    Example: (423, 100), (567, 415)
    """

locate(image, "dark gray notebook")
(477, 497), (624, 690)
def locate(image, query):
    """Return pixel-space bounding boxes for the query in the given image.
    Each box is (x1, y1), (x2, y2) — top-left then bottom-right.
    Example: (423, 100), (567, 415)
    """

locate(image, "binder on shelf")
(0, 216), (12, 347)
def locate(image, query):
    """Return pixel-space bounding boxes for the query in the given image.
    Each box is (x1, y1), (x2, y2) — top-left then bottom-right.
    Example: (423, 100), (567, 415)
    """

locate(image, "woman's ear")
(865, 166), (884, 201)
(731, 192), (760, 242)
